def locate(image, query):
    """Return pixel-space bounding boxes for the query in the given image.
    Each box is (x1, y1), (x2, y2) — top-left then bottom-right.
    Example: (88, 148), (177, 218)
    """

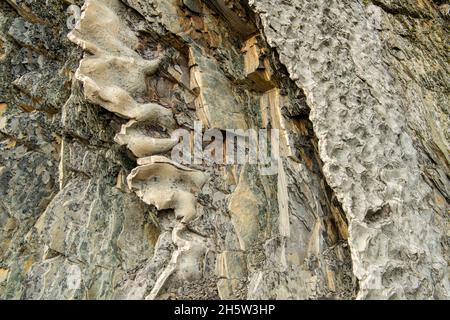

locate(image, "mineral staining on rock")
(189, 46), (249, 130)
(66, 0), (212, 299)
(0, 0), (448, 301)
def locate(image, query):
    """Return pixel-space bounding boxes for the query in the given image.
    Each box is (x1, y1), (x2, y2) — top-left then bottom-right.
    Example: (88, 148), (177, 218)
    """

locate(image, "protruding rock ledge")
(128, 156), (209, 224)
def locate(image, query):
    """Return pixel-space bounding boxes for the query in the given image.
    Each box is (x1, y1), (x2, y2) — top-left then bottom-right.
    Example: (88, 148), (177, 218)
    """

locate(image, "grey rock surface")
(0, 0), (448, 300)
(250, 0), (449, 299)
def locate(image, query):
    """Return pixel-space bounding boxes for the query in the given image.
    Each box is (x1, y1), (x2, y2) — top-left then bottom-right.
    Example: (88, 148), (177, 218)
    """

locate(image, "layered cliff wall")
(0, 0), (448, 300)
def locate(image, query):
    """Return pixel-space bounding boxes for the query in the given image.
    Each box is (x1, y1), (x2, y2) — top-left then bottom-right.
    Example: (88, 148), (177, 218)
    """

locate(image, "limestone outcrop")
(249, 0), (449, 299)
(0, 0), (448, 300)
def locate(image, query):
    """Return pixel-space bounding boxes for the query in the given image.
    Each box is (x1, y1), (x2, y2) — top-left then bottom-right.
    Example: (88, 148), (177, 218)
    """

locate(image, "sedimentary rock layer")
(0, 0), (447, 300)
(250, 0), (449, 299)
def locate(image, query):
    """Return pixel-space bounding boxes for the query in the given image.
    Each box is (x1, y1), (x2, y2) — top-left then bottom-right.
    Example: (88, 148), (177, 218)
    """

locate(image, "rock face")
(0, 0), (448, 300)
(250, 0), (450, 299)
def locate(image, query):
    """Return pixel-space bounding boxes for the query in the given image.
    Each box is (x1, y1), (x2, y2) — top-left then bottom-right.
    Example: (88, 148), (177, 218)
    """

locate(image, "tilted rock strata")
(68, 0), (176, 147)
(128, 155), (209, 224)
(67, 0), (210, 299)
(0, 0), (447, 300)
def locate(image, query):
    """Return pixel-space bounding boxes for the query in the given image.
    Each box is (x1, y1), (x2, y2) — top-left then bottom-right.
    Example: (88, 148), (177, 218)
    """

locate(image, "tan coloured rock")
(3, 0), (446, 301)
(146, 224), (208, 300)
(216, 251), (247, 279)
(68, 0), (175, 135)
(128, 156), (209, 223)
(65, 0), (211, 300)
(228, 166), (261, 251)
(115, 120), (178, 158)
(189, 46), (248, 130)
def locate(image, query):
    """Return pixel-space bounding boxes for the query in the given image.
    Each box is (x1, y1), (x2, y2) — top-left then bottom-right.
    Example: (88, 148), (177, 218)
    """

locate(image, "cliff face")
(251, 0), (450, 300)
(0, 0), (448, 300)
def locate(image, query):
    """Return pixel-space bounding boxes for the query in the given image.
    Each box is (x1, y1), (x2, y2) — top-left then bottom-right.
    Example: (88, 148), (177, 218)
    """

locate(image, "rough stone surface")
(0, 0), (448, 300)
(250, 0), (449, 299)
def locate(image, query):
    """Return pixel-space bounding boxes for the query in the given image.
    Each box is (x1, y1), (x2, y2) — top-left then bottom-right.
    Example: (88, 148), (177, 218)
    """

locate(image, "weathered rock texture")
(250, 0), (450, 299)
(0, 0), (448, 300)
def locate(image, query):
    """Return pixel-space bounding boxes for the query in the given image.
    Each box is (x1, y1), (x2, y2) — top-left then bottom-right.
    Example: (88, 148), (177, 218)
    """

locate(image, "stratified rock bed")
(0, 0), (448, 300)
